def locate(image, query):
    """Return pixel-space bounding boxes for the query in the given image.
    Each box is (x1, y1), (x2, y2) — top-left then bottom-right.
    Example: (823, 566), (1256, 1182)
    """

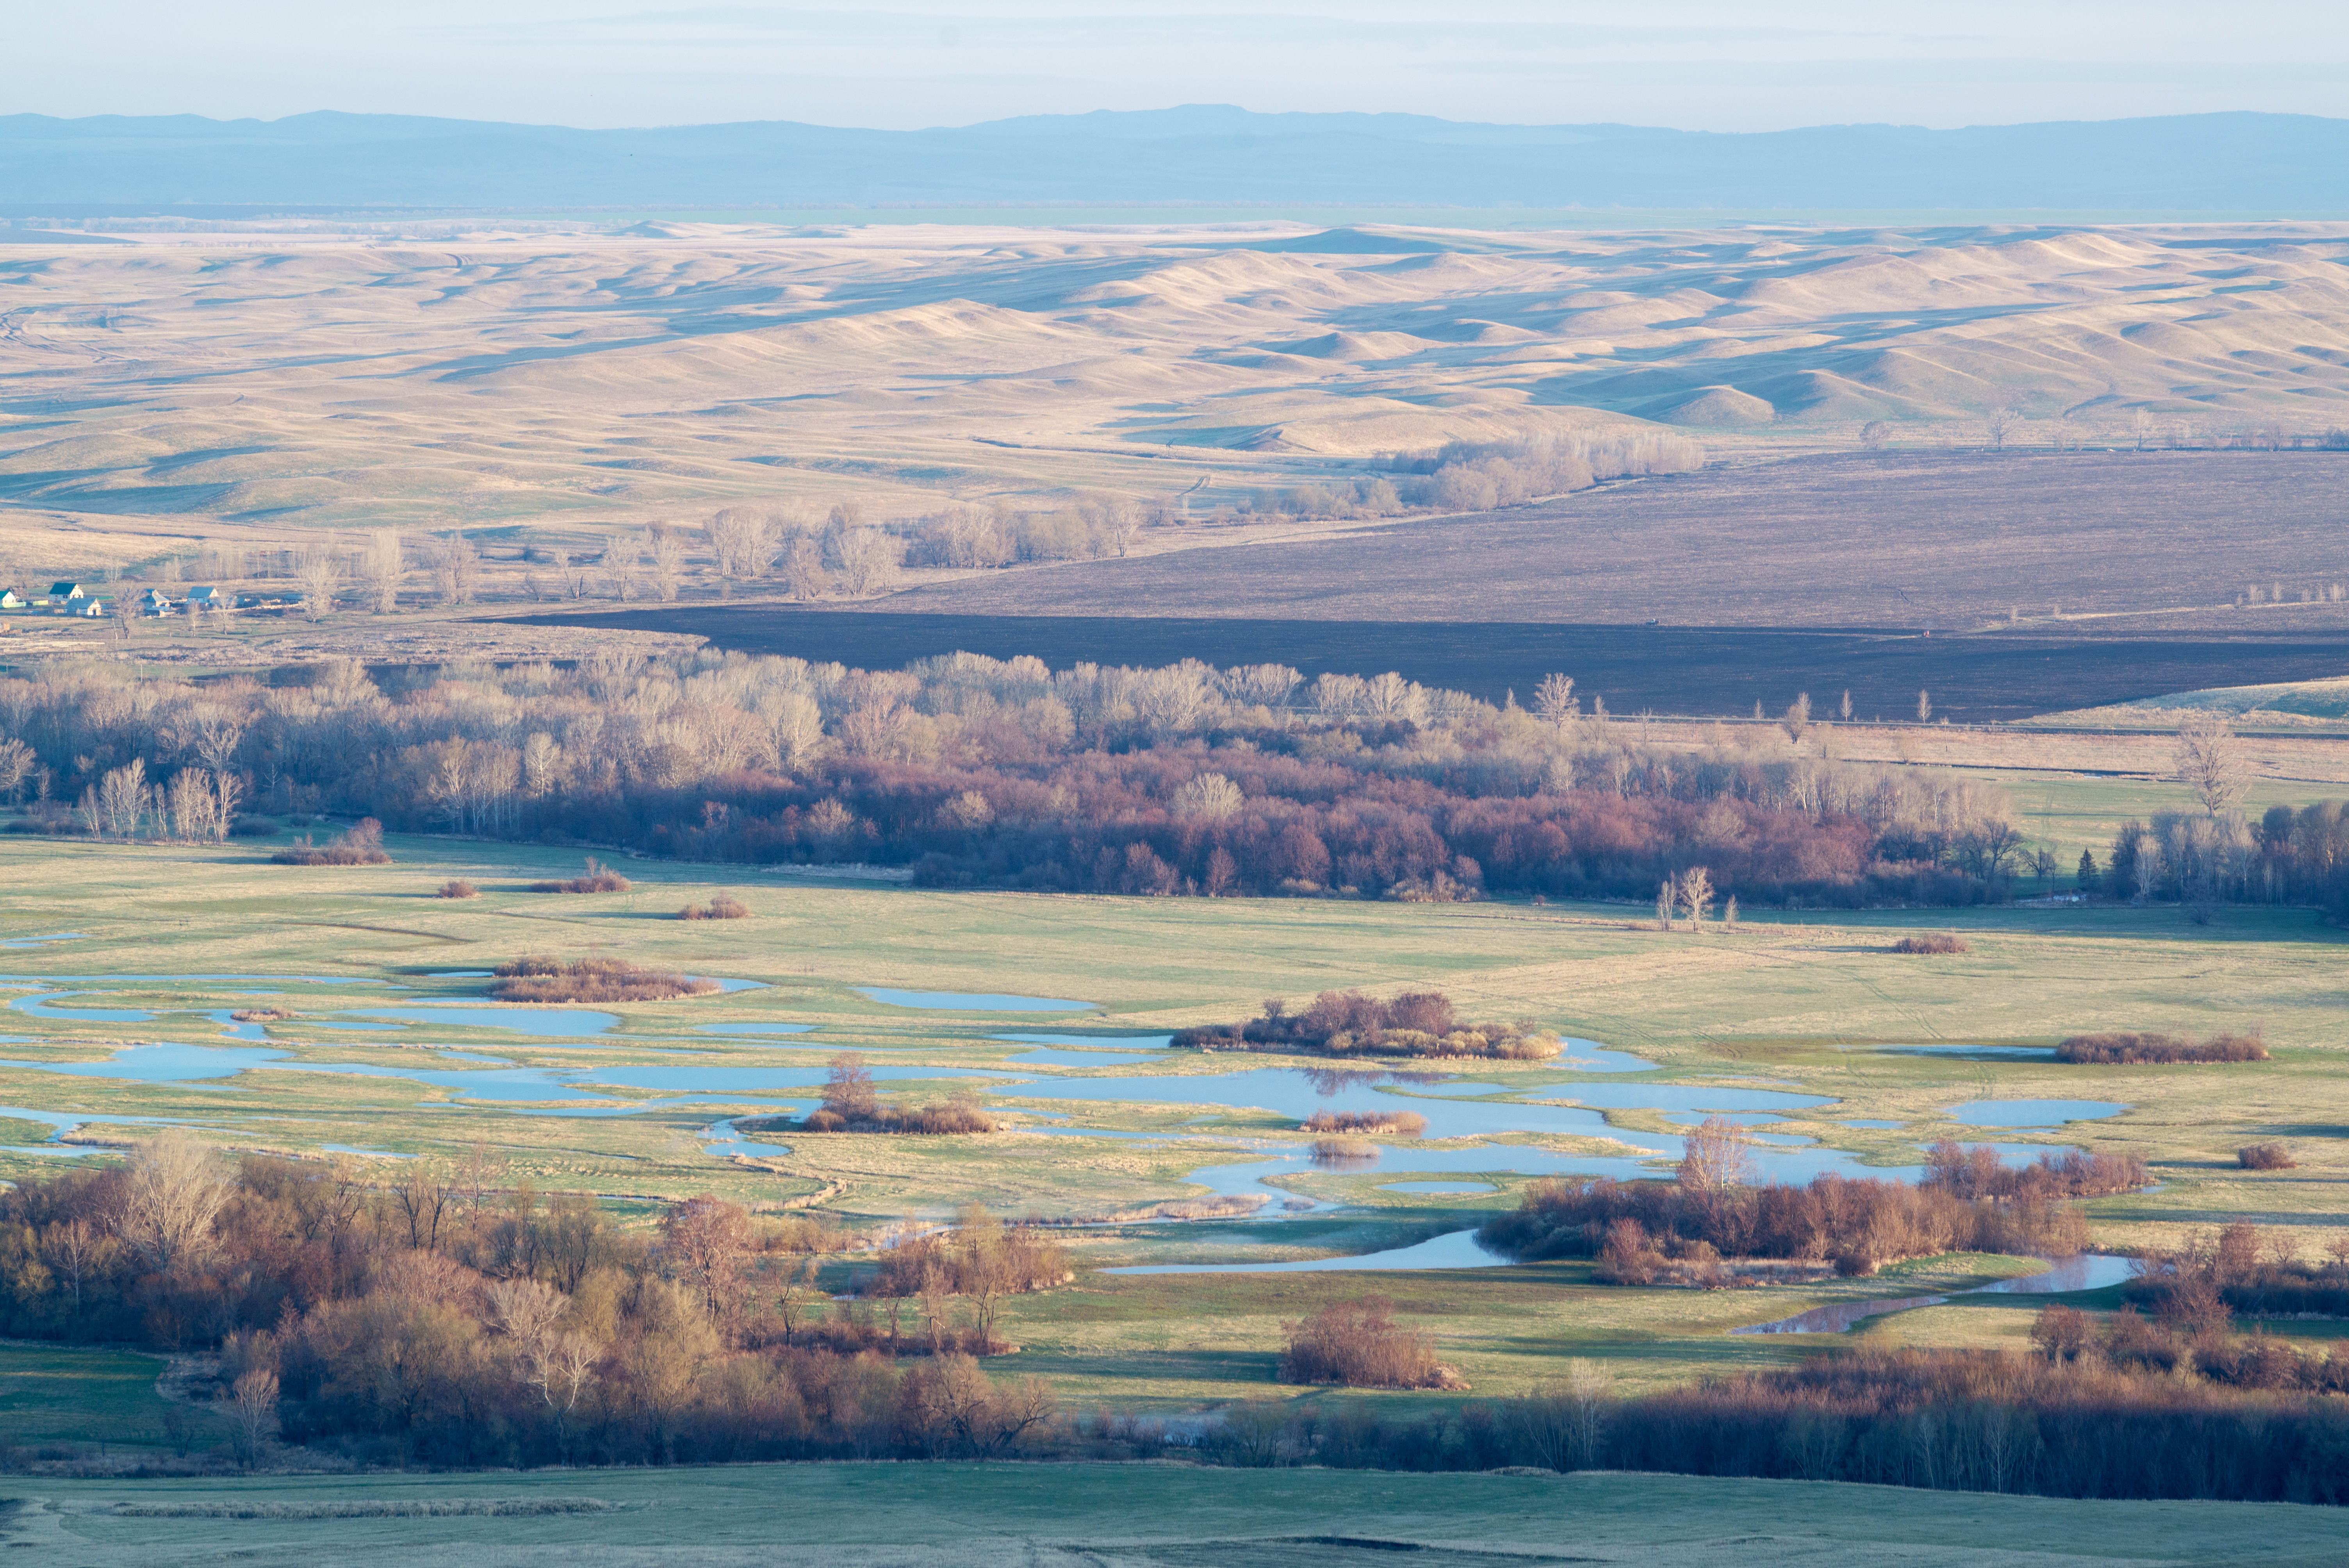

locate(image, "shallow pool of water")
(858, 987), (1094, 1012)
(333, 1005), (624, 1036)
(1732, 1253), (2138, 1333)
(0, 933), (89, 950)
(0, 1041), (290, 1083)
(1554, 1039), (1659, 1073)
(695, 1022), (817, 1037)
(700, 1116), (793, 1158)
(1663, 1111), (1789, 1128)
(1379, 1181), (1496, 1195)
(1105, 1228), (1515, 1275)
(992, 1032), (1174, 1049)
(320, 1143), (414, 1159)
(1531, 1083), (1838, 1114)
(1948, 1099), (2126, 1128)
(1009, 1048), (1171, 1067)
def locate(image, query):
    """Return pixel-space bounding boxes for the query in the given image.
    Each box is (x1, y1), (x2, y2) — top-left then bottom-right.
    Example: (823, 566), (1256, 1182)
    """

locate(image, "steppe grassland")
(16, 1464), (2346, 1566)
(0, 780), (2344, 1411)
(7, 221), (2349, 584)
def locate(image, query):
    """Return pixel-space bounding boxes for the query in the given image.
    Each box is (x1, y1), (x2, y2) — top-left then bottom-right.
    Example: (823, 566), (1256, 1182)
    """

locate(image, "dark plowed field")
(886, 449), (2349, 630)
(514, 607), (2349, 722)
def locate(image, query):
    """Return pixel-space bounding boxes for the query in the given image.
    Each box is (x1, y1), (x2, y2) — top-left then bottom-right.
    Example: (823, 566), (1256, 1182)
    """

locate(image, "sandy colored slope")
(4, 219), (2349, 579)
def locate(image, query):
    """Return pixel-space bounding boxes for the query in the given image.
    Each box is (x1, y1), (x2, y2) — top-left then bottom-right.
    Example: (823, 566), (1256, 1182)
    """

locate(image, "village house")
(183, 586), (221, 612)
(0, 590), (23, 610)
(47, 582), (85, 613)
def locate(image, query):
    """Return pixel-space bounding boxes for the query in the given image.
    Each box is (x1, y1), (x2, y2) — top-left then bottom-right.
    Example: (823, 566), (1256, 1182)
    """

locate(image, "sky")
(13, 1), (2349, 132)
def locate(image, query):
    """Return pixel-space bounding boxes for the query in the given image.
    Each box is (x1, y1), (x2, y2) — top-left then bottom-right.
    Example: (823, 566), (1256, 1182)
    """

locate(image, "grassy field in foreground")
(9, 1463), (2347, 1566)
(0, 816), (2345, 1413)
(0, 1343), (231, 1454)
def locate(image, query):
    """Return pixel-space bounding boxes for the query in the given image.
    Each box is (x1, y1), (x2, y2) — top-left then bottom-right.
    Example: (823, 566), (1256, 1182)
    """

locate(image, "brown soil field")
(520, 606), (2349, 722)
(886, 450), (2349, 630)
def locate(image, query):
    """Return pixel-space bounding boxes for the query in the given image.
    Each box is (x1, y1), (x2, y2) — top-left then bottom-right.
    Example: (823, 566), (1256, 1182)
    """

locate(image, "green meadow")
(0, 808), (2344, 1422)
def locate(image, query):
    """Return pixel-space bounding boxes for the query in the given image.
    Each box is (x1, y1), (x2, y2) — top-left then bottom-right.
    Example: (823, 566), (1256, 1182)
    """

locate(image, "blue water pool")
(1948, 1099), (2126, 1128)
(1106, 1228), (1515, 1275)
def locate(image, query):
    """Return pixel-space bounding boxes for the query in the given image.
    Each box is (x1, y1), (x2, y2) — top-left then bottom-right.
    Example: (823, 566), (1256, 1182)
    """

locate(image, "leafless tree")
(1654, 880), (1674, 932)
(1839, 690), (1853, 722)
(38, 1218), (107, 1309)
(783, 535), (829, 600)
(98, 759), (147, 838)
(394, 1161), (453, 1251)
(1676, 865), (1713, 927)
(647, 523), (684, 602)
(1533, 672), (1578, 729)
(429, 534), (480, 606)
(360, 527), (403, 613)
(605, 531), (640, 601)
(837, 528), (904, 597)
(0, 738), (32, 805)
(1917, 689), (1932, 724)
(1985, 407), (2023, 450)
(1677, 1113), (1757, 1193)
(1858, 420), (1890, 451)
(230, 1367), (280, 1467)
(292, 550), (339, 620)
(118, 1130), (232, 1274)
(2174, 711), (2250, 817)
(1782, 692), (1811, 743)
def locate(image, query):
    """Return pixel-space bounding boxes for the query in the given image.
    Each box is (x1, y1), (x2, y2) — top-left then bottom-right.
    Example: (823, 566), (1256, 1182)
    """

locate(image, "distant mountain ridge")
(2, 107), (2344, 213)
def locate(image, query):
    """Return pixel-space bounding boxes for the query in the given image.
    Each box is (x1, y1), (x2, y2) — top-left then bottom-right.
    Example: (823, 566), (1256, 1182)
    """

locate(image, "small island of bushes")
(2056, 1030), (2269, 1064)
(488, 956), (721, 1004)
(1173, 989), (1559, 1061)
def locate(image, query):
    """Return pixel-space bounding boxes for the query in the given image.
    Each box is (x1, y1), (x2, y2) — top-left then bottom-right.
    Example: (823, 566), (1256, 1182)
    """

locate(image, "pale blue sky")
(15, 1), (2349, 131)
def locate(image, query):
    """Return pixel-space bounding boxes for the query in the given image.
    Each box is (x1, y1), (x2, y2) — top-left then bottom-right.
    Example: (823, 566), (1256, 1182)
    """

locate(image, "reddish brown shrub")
(2061, 1031), (2268, 1064)
(1174, 991), (1558, 1060)
(1279, 1295), (1463, 1389)
(488, 956), (719, 1003)
(531, 857), (631, 894)
(1891, 932), (1967, 954)
(1301, 1110), (1428, 1136)
(437, 879), (478, 899)
(2239, 1142), (2296, 1169)
(679, 894), (751, 920)
(272, 818), (391, 866)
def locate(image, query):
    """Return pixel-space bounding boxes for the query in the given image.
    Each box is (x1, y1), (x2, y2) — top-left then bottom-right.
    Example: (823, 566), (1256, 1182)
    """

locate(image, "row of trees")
(3, 650), (2043, 906)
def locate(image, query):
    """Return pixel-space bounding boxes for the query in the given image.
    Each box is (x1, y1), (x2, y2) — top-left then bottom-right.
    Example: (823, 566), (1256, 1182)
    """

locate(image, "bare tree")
(118, 1131), (231, 1274)
(429, 534), (480, 606)
(0, 738), (32, 805)
(1675, 866), (1713, 928)
(360, 527), (403, 613)
(98, 758), (147, 838)
(394, 1160), (453, 1251)
(782, 535), (829, 600)
(1654, 880), (1673, 932)
(605, 531), (640, 602)
(1839, 690), (1853, 722)
(1858, 420), (1890, 451)
(1916, 688), (1932, 724)
(230, 1367), (280, 1467)
(1532, 672), (1578, 730)
(837, 528), (904, 597)
(2174, 711), (2250, 817)
(647, 523), (684, 602)
(1676, 1114), (1757, 1193)
(292, 550), (339, 620)
(1985, 407), (2023, 450)
(1782, 692), (1811, 743)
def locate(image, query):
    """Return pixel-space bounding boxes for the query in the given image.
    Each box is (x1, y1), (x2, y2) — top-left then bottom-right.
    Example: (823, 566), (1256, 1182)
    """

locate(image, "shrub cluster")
(1173, 990), (1559, 1061)
(271, 818), (390, 866)
(2239, 1142), (2296, 1169)
(1279, 1295), (1464, 1390)
(2057, 1030), (2268, 1064)
(530, 857), (631, 894)
(1891, 932), (1967, 954)
(1300, 1109), (1427, 1136)
(0, 1144), (1065, 1467)
(677, 894), (750, 920)
(797, 1054), (997, 1136)
(436, 879), (479, 899)
(2126, 1222), (2349, 1320)
(1481, 1142), (2148, 1278)
(488, 957), (720, 1003)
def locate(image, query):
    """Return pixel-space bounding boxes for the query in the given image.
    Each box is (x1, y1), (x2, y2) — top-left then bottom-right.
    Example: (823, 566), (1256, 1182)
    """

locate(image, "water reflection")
(1734, 1254), (2137, 1334)
(1947, 1099), (2126, 1128)
(1105, 1228), (1514, 1275)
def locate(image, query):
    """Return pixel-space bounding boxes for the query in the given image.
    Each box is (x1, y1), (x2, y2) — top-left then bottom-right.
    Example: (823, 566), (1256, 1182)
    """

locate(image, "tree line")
(1, 650), (2043, 908)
